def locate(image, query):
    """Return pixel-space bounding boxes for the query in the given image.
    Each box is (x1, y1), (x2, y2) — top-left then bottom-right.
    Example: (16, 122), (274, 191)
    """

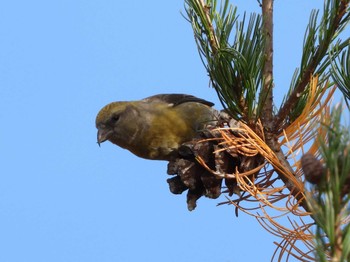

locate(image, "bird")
(95, 94), (218, 160)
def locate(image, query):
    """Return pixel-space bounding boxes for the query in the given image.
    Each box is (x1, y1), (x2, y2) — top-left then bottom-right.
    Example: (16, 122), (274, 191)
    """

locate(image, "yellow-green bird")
(96, 94), (218, 160)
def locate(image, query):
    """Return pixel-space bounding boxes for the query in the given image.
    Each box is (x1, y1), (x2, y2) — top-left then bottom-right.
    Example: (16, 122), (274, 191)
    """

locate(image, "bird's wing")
(143, 94), (214, 107)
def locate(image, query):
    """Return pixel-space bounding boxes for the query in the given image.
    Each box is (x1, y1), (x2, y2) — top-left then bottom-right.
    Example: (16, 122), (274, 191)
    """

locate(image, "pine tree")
(169, 0), (350, 261)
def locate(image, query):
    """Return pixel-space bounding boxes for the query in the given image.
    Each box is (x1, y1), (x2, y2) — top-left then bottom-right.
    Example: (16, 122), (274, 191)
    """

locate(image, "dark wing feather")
(143, 94), (214, 107)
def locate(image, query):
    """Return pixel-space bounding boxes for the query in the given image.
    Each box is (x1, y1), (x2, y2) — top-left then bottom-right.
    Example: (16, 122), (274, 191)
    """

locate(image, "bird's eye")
(111, 115), (120, 123)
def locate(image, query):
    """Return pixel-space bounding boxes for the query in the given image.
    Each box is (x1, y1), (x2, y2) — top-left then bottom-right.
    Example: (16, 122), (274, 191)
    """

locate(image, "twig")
(198, 0), (220, 54)
(273, 1), (349, 131)
(261, 0), (311, 213)
(260, 0), (274, 131)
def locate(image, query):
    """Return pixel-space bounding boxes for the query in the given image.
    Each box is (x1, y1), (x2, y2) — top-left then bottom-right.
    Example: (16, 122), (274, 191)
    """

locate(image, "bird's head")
(95, 102), (139, 147)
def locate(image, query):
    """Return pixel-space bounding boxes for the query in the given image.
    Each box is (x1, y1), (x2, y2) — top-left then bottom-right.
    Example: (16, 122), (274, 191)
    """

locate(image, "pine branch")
(331, 44), (350, 106)
(274, 0), (350, 132)
(195, 0), (220, 53)
(260, 0), (274, 131)
(260, 0), (311, 213)
(184, 1), (350, 259)
(303, 105), (350, 261)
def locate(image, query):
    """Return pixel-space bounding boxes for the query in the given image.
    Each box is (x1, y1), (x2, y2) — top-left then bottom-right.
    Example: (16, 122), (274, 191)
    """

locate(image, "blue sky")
(0, 1), (346, 262)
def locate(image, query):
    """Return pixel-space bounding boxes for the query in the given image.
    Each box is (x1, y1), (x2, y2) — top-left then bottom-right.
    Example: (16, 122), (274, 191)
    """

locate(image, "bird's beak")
(97, 129), (112, 147)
